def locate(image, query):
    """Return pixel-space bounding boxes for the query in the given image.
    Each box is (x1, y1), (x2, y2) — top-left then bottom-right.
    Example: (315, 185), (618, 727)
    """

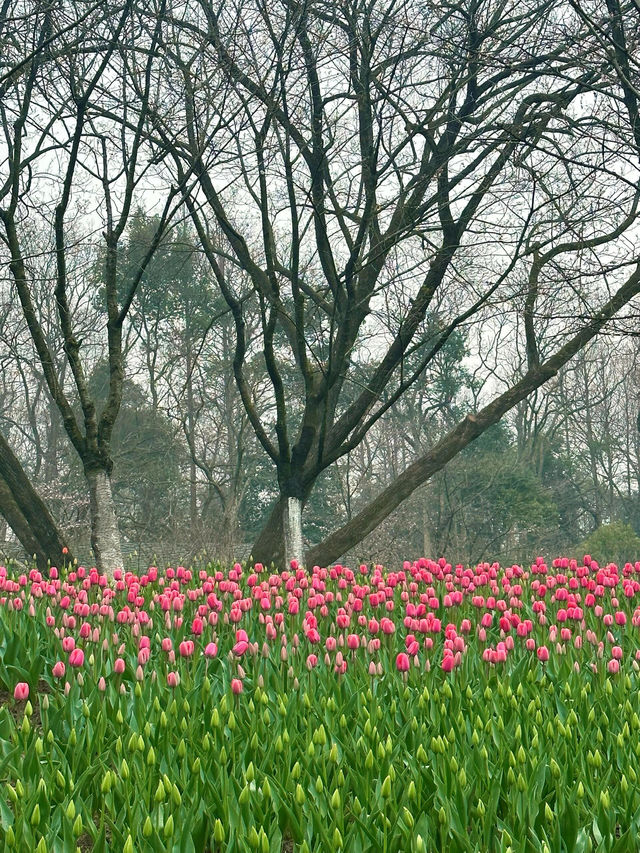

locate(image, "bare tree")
(0, 0), (179, 571)
(146, 0), (640, 566)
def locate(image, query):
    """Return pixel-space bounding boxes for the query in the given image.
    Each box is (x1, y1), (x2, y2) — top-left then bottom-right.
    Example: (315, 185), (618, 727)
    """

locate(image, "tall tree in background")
(0, 0), (179, 571)
(152, 0), (640, 566)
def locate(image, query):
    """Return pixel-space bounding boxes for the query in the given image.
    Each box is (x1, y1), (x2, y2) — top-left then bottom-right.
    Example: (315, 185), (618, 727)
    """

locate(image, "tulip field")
(2, 557), (640, 852)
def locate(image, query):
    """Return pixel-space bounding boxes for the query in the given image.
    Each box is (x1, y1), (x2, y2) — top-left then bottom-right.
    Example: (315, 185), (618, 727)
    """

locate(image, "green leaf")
(560, 801), (579, 853)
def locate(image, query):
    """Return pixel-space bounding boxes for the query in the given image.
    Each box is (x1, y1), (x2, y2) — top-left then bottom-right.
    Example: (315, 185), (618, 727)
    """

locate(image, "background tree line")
(1, 0), (640, 571)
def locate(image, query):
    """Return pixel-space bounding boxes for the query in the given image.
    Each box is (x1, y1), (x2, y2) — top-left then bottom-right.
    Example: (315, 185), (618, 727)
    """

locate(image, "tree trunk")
(421, 498), (432, 559)
(283, 496), (304, 568)
(250, 497), (285, 567)
(86, 468), (123, 573)
(185, 331), (200, 541)
(0, 430), (73, 567)
(0, 475), (50, 565)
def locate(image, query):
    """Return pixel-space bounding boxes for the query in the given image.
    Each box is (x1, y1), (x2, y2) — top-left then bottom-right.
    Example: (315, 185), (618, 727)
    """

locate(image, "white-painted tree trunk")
(283, 496), (304, 568)
(86, 469), (123, 574)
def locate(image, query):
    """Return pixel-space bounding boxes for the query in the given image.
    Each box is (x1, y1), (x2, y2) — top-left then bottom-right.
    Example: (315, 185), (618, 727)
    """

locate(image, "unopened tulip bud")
(214, 819), (225, 843)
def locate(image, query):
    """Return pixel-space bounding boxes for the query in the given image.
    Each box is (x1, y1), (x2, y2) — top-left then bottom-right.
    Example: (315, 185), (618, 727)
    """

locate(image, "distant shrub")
(578, 521), (640, 566)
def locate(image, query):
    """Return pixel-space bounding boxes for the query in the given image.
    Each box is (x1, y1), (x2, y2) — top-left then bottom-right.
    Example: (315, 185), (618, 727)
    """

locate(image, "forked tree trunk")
(250, 495), (306, 569)
(283, 496), (304, 569)
(86, 469), (123, 573)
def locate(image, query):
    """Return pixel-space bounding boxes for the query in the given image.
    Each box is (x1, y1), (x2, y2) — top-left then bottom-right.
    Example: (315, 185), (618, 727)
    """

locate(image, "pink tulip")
(347, 634), (360, 650)
(608, 659), (620, 674)
(69, 648), (84, 667)
(536, 645), (549, 662)
(396, 652), (410, 672)
(167, 671), (180, 688)
(114, 657), (126, 674)
(231, 678), (243, 694)
(13, 682), (29, 701)
(232, 640), (249, 656)
(52, 661), (66, 679)
(179, 640), (194, 657)
(441, 655), (455, 672)
(204, 642), (218, 657)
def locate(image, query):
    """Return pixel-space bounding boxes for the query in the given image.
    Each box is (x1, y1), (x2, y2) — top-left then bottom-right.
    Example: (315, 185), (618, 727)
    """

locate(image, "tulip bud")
(381, 776), (391, 798)
(214, 819), (225, 843)
(402, 807), (414, 829)
(164, 815), (174, 838)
